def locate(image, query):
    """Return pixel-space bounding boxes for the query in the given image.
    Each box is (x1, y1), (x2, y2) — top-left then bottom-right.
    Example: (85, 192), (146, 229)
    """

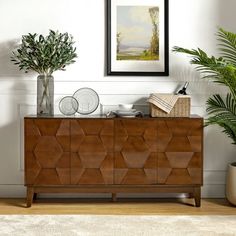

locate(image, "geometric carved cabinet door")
(114, 119), (157, 185)
(25, 119), (70, 185)
(70, 119), (114, 185)
(157, 118), (203, 185)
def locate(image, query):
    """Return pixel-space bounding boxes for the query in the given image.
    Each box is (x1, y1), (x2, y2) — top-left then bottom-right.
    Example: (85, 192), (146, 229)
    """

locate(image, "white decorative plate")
(116, 109), (136, 113)
(73, 88), (100, 115)
(115, 110), (142, 117)
(59, 96), (78, 116)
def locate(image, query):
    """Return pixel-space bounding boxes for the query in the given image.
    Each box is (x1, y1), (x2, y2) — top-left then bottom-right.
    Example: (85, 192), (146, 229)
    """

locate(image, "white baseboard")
(0, 185), (26, 198)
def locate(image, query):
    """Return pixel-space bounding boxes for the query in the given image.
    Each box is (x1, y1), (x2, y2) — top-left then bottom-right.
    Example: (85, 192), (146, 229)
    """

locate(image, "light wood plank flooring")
(0, 198), (235, 215)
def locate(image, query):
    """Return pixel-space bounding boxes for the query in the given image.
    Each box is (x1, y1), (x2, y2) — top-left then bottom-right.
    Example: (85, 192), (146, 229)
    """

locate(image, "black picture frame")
(107, 0), (169, 76)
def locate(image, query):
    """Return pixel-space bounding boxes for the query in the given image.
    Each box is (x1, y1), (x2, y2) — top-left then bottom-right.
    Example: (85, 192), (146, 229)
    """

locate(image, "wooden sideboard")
(24, 116), (203, 207)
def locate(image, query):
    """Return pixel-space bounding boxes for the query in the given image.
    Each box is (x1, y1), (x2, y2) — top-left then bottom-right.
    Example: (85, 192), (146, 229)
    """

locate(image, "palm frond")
(173, 28), (236, 145)
(172, 46), (236, 91)
(205, 94), (236, 144)
(206, 116), (236, 144)
(217, 28), (236, 66)
(172, 46), (225, 75)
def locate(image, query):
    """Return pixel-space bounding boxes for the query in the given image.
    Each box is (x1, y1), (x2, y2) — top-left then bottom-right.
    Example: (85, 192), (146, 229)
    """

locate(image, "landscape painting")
(107, 0), (169, 76)
(117, 6), (159, 61)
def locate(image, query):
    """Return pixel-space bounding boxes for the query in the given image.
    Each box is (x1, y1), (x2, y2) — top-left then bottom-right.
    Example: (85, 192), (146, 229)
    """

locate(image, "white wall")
(0, 0), (235, 198)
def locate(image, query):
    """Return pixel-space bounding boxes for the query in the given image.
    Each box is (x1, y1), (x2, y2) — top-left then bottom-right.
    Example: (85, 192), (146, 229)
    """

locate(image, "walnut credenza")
(24, 115), (203, 207)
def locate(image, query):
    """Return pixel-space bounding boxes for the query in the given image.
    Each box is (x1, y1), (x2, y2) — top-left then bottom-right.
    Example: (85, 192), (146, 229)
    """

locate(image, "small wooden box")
(150, 96), (191, 117)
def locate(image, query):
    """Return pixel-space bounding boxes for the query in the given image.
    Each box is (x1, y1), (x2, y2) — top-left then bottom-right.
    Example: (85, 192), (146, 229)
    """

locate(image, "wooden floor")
(0, 198), (235, 215)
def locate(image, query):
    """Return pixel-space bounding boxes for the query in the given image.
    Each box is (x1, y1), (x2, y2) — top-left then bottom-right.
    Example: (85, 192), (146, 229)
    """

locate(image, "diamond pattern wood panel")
(157, 119), (203, 185)
(114, 119), (157, 185)
(25, 117), (203, 187)
(70, 119), (114, 185)
(25, 119), (70, 185)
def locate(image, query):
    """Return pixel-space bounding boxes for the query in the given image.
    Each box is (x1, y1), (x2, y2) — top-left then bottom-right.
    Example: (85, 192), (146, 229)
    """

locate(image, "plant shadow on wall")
(0, 38), (33, 94)
(0, 39), (34, 105)
(0, 39), (31, 188)
(0, 38), (30, 112)
(173, 28), (236, 204)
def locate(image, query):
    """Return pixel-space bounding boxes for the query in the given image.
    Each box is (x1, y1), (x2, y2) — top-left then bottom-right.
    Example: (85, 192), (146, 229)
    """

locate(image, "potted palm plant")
(11, 30), (77, 115)
(173, 28), (236, 205)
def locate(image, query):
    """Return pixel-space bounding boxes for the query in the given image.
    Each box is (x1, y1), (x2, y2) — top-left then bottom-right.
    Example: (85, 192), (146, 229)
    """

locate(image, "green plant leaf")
(173, 28), (236, 144)
(11, 30), (77, 75)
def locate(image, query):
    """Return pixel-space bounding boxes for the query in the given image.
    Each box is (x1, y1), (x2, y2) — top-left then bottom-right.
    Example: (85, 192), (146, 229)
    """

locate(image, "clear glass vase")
(37, 74), (54, 115)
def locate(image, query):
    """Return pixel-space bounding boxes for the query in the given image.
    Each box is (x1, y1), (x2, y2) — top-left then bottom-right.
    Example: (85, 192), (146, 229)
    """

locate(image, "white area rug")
(0, 215), (236, 236)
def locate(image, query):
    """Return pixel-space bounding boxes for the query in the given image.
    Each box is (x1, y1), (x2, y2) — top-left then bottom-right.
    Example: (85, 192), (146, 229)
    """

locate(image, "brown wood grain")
(25, 119), (70, 185)
(157, 119), (203, 185)
(24, 116), (203, 207)
(70, 119), (114, 185)
(114, 119), (157, 185)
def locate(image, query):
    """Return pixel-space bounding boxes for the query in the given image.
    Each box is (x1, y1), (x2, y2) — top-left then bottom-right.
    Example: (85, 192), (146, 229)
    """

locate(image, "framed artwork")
(107, 0), (169, 76)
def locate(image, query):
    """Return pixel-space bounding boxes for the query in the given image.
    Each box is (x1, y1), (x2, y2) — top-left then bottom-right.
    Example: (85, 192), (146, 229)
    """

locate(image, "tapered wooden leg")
(194, 187), (201, 207)
(112, 193), (117, 202)
(33, 193), (37, 200)
(26, 187), (34, 208)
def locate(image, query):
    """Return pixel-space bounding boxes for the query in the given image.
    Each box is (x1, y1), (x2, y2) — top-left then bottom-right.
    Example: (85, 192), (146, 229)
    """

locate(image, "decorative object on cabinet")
(36, 74), (54, 115)
(176, 82), (189, 95)
(24, 115), (203, 207)
(73, 88), (100, 115)
(11, 30), (77, 115)
(59, 96), (79, 116)
(100, 104), (149, 116)
(173, 28), (236, 205)
(148, 94), (191, 117)
(106, 110), (144, 118)
(107, 0), (169, 76)
(105, 104), (144, 117)
(118, 104), (133, 110)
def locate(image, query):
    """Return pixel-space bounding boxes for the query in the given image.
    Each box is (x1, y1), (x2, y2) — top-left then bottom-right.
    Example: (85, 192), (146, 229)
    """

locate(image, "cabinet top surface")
(24, 114), (203, 119)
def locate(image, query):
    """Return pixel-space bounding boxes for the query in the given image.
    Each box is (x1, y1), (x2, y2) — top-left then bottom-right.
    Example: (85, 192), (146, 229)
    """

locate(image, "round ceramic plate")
(59, 96), (79, 116)
(116, 109), (136, 114)
(73, 88), (100, 115)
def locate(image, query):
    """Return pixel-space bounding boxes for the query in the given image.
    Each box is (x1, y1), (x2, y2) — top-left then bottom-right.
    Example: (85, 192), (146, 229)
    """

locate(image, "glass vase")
(37, 74), (54, 115)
